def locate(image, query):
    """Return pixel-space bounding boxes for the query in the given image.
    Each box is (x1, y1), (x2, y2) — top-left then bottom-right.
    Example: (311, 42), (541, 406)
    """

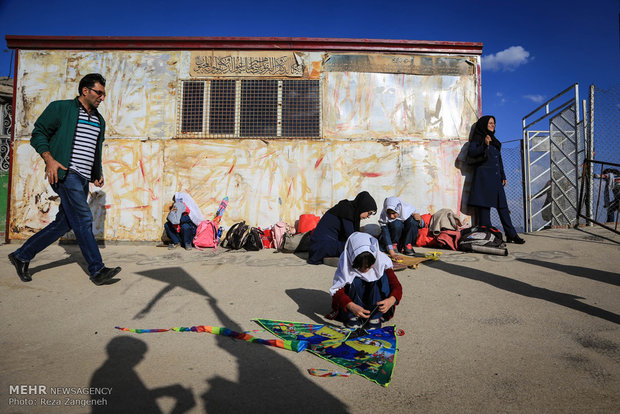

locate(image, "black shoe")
(403, 247), (416, 256)
(8, 253), (32, 282)
(507, 235), (526, 244)
(345, 317), (362, 329)
(91, 266), (122, 285)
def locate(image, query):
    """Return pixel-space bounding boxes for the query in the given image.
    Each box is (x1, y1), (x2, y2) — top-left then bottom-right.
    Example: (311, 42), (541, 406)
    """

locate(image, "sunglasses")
(88, 87), (106, 97)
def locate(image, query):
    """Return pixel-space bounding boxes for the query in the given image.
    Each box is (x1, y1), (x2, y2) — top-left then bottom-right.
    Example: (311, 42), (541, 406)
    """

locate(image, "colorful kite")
(115, 319), (399, 387)
(253, 319), (398, 387)
(213, 197), (229, 225)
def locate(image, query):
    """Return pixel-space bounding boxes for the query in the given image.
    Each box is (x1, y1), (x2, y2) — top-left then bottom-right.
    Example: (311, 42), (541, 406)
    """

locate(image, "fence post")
(587, 85), (595, 226)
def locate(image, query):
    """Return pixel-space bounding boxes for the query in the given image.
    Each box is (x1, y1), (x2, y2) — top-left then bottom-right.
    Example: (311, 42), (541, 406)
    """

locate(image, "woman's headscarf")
(326, 191), (377, 231)
(330, 232), (393, 296)
(473, 115), (501, 150)
(378, 196), (418, 225)
(173, 192), (204, 226)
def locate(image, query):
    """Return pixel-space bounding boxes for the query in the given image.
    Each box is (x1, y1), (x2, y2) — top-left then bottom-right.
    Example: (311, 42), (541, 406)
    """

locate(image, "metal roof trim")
(5, 35), (483, 55)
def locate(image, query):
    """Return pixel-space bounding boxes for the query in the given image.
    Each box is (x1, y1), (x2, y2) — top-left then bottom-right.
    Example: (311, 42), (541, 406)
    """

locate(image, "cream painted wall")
(10, 49), (478, 241)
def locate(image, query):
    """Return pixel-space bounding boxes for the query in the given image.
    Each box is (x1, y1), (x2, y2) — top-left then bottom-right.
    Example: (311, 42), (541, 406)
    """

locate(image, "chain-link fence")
(590, 85), (620, 225)
(489, 140), (525, 233)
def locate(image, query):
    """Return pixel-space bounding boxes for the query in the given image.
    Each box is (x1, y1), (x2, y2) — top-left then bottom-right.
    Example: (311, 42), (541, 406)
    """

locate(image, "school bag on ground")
(271, 221), (294, 251)
(222, 221), (251, 250)
(281, 231), (312, 253)
(243, 227), (264, 251)
(259, 227), (274, 248)
(193, 220), (219, 249)
(458, 225), (507, 255)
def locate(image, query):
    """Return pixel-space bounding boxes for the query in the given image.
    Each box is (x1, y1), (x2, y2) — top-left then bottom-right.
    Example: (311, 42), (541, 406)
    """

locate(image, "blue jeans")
(14, 171), (104, 277)
(337, 273), (393, 323)
(164, 215), (196, 247)
(381, 216), (421, 251)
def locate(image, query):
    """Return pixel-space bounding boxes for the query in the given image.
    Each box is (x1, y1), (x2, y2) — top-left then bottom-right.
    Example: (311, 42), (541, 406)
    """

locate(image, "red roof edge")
(5, 35), (483, 55)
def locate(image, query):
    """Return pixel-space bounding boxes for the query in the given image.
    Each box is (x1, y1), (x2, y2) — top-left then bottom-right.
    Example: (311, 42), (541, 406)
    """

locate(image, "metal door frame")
(522, 84), (590, 232)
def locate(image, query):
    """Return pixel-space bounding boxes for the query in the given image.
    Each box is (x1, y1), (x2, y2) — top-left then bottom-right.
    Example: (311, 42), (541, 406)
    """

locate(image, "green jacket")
(31, 97), (106, 182)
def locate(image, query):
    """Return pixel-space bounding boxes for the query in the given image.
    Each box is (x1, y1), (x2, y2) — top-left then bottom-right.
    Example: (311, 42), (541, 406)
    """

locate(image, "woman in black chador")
(307, 191), (378, 264)
(467, 115), (525, 244)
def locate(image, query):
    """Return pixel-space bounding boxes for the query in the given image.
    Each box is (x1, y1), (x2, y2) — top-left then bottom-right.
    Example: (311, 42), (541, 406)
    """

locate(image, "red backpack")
(193, 220), (219, 249)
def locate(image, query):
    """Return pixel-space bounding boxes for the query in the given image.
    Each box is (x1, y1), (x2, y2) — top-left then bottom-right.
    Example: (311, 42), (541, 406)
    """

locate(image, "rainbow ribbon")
(115, 325), (308, 353)
(115, 327), (170, 333)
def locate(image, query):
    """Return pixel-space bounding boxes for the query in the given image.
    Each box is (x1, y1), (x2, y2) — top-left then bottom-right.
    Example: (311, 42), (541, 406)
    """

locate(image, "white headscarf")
(378, 196), (418, 225)
(173, 192), (204, 226)
(330, 232), (393, 296)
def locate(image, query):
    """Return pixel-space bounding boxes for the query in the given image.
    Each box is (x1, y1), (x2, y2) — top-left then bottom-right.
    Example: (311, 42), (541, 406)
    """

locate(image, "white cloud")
(482, 46), (531, 71)
(524, 94), (545, 103)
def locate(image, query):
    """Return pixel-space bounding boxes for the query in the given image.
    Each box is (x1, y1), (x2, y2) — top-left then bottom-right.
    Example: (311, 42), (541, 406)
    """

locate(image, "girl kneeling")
(330, 232), (402, 329)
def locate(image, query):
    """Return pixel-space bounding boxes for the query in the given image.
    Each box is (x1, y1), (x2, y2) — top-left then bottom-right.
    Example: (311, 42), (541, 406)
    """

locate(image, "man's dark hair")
(78, 73), (106, 96)
(352, 251), (376, 270)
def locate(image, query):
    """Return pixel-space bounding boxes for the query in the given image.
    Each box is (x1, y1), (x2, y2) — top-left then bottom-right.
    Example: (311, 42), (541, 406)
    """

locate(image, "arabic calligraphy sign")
(190, 51), (303, 77)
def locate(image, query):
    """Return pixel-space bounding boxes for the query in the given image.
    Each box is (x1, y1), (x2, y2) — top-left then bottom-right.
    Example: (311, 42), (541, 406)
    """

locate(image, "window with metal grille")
(178, 79), (320, 138)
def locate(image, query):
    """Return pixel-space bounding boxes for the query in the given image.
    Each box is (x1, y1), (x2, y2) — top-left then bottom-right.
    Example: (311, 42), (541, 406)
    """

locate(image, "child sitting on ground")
(307, 191), (377, 264)
(378, 196), (425, 258)
(329, 232), (402, 329)
(164, 192), (204, 250)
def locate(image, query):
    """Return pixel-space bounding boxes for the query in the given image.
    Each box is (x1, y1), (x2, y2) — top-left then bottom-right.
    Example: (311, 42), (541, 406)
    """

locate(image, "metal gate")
(521, 84), (590, 232)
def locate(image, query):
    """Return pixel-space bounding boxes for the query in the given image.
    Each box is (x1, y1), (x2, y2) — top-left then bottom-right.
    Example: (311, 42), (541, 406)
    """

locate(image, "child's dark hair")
(352, 251), (376, 270)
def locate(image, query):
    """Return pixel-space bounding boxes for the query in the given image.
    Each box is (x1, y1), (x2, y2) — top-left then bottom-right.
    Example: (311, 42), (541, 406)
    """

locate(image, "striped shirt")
(69, 106), (100, 181)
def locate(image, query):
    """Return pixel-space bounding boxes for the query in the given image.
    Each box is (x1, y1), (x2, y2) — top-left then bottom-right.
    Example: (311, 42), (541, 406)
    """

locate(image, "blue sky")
(1, 0), (618, 141)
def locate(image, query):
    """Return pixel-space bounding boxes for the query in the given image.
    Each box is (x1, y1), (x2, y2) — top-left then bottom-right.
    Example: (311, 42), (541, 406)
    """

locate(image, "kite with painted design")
(115, 319), (399, 387)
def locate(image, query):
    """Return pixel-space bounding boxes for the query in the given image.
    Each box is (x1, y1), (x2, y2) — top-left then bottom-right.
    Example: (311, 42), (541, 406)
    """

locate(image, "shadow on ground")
(433, 261), (620, 325)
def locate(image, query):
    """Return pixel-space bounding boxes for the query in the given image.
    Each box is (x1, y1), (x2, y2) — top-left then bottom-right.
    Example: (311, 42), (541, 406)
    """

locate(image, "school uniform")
(307, 191), (377, 264)
(378, 196), (424, 253)
(330, 232), (402, 328)
(164, 192), (204, 248)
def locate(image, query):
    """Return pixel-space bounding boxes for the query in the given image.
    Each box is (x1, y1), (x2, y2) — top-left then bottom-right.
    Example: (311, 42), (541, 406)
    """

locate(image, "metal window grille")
(181, 81), (204, 133)
(282, 80), (321, 137)
(178, 79), (321, 138)
(209, 80), (236, 135)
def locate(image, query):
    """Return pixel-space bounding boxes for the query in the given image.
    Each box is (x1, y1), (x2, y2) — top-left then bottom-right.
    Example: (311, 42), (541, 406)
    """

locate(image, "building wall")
(9, 49), (479, 241)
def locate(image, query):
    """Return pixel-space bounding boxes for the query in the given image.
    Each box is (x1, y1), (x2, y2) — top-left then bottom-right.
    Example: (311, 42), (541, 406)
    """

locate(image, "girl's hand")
(388, 249), (398, 259)
(502, 179), (507, 186)
(412, 213), (421, 221)
(346, 302), (371, 319)
(485, 135), (492, 146)
(377, 296), (396, 313)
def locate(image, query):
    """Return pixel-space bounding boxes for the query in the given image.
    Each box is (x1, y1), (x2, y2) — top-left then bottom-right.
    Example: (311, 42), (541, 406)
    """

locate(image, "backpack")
(243, 227), (264, 251)
(259, 228), (274, 248)
(271, 221), (294, 251)
(281, 231), (312, 253)
(222, 221), (251, 250)
(458, 225), (505, 252)
(193, 220), (219, 249)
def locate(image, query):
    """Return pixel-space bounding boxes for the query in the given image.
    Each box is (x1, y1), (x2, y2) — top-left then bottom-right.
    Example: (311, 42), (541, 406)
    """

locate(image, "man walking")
(8, 73), (121, 285)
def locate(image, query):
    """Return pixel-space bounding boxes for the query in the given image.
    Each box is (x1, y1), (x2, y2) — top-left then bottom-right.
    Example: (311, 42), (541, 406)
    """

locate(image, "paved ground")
(0, 226), (619, 413)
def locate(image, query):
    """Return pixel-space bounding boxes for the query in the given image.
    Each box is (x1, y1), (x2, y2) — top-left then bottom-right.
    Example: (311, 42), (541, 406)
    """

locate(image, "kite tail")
(115, 325), (307, 353)
(173, 326), (308, 352)
(115, 327), (170, 334)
